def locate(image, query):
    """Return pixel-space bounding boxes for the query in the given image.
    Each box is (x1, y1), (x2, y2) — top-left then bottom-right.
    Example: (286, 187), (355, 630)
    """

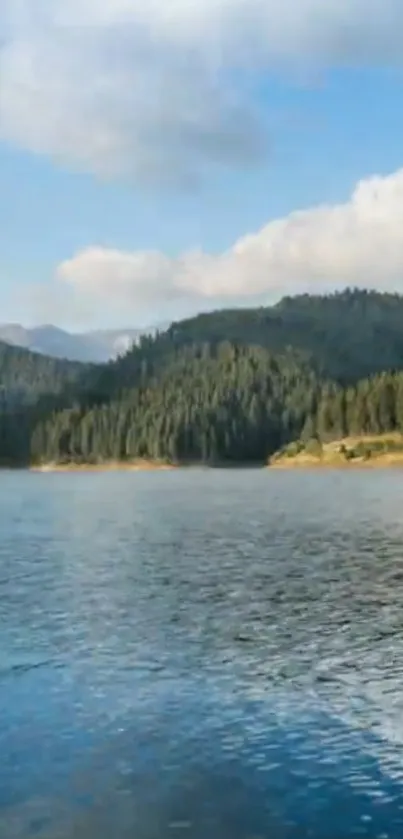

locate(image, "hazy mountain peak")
(0, 323), (162, 363)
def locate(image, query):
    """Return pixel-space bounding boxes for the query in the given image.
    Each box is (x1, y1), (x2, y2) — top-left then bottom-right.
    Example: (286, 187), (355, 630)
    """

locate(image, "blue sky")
(2, 2), (403, 329)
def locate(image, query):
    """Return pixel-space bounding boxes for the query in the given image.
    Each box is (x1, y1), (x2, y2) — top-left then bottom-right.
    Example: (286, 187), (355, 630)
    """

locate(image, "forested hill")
(30, 345), (321, 465)
(72, 287), (403, 409)
(163, 288), (403, 383)
(0, 341), (87, 408)
(4, 287), (403, 466)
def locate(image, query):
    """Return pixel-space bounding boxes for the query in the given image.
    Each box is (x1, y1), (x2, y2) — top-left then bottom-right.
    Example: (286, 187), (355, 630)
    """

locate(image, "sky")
(2, 1), (403, 330)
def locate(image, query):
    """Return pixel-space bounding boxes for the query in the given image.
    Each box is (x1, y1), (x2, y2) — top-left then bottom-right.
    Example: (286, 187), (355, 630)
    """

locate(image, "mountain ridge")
(0, 323), (164, 363)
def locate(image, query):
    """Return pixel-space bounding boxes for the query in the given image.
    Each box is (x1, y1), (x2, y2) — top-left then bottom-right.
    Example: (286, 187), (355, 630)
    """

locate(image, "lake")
(2, 468), (403, 837)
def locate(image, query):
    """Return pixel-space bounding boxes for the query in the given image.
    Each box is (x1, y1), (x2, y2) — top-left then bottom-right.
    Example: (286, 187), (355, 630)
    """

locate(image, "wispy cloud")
(1, 1), (403, 182)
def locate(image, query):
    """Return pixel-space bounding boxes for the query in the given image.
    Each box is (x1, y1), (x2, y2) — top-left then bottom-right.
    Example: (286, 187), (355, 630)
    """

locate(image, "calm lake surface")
(2, 469), (403, 837)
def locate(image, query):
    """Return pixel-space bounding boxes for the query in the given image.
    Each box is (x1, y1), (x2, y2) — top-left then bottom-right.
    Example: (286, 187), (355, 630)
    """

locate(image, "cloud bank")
(1, 0), (403, 181)
(50, 168), (403, 326)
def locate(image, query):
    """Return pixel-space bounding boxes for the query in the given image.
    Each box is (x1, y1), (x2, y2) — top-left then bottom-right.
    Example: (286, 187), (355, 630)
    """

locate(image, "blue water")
(2, 468), (403, 837)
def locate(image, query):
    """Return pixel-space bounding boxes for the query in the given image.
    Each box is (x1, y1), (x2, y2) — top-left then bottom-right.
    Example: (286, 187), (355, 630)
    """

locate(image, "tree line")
(10, 348), (403, 467)
(3, 288), (403, 466)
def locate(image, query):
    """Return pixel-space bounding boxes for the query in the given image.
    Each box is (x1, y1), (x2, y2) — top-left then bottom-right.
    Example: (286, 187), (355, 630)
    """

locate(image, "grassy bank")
(270, 434), (403, 468)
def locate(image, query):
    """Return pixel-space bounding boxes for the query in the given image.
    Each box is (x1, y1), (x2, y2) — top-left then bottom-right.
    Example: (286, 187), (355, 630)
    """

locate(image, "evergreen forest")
(3, 288), (403, 466)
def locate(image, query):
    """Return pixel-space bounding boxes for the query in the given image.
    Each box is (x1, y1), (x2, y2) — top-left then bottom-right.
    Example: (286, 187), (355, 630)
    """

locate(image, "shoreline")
(30, 460), (176, 473)
(29, 459), (403, 472)
(29, 460), (266, 473)
(7, 436), (403, 471)
(2, 460), (403, 472)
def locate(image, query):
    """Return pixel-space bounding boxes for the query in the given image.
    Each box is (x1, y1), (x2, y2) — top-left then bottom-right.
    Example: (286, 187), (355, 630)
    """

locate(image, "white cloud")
(49, 168), (403, 326)
(1, 0), (403, 181)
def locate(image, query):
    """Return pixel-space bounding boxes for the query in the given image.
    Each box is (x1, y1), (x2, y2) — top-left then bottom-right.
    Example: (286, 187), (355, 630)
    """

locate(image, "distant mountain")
(0, 324), (166, 362)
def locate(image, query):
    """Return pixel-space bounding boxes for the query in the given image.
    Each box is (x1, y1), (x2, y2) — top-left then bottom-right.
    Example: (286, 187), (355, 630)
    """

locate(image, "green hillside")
(163, 288), (403, 383)
(0, 340), (87, 409)
(3, 288), (403, 467)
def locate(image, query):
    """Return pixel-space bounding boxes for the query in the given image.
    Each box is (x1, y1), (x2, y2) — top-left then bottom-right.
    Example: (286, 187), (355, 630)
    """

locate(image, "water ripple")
(2, 469), (403, 836)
